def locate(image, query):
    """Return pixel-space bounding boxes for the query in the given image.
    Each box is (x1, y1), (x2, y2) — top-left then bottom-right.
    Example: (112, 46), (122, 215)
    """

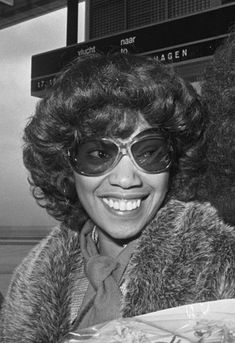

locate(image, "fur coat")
(1, 199), (235, 342)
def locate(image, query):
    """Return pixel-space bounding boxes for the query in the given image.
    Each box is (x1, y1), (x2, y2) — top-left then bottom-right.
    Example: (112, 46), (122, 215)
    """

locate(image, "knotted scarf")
(72, 220), (138, 329)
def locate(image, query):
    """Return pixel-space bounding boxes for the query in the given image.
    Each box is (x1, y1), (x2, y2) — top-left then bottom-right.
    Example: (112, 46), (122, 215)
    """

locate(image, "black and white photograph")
(0, 1), (235, 342)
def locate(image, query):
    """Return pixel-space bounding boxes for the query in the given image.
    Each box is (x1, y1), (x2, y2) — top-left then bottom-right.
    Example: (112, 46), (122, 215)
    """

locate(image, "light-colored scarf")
(72, 220), (137, 329)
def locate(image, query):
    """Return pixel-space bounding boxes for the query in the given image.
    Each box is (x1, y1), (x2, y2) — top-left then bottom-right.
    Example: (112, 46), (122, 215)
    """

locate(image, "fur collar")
(123, 200), (235, 317)
(1, 199), (235, 342)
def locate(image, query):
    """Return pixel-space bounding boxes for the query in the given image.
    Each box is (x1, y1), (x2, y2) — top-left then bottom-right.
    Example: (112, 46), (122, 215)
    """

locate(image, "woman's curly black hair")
(23, 53), (207, 231)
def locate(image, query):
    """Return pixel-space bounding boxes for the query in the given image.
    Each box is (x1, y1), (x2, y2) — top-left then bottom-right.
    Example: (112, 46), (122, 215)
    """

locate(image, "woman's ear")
(56, 173), (78, 204)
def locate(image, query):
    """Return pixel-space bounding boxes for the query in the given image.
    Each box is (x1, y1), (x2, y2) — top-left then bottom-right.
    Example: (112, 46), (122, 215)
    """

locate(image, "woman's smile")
(102, 197), (142, 212)
(99, 190), (149, 214)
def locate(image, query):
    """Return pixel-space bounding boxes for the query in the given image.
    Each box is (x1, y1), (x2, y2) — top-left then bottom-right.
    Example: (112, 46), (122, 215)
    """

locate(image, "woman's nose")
(108, 155), (142, 189)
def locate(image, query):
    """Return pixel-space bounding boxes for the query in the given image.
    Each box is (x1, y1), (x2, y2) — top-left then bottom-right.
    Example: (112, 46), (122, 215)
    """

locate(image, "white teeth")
(109, 198), (114, 208)
(127, 201), (133, 211)
(120, 200), (126, 211)
(114, 201), (119, 210)
(103, 198), (142, 211)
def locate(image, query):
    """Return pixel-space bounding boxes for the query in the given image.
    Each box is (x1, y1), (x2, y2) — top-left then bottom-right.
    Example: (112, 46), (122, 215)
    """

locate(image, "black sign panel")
(31, 4), (235, 96)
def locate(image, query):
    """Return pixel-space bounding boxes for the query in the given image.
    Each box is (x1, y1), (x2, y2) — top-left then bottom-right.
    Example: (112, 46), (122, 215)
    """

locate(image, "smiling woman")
(1, 52), (235, 343)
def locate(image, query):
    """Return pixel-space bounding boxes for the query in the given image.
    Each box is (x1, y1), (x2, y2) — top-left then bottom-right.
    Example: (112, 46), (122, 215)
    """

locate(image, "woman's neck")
(96, 229), (128, 258)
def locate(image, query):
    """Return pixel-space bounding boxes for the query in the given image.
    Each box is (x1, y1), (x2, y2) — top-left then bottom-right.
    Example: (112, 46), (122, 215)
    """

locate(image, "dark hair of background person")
(192, 32), (235, 226)
(23, 53), (207, 231)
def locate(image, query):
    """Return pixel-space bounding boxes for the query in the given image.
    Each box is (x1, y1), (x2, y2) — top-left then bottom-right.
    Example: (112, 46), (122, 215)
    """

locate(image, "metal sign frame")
(31, 3), (235, 97)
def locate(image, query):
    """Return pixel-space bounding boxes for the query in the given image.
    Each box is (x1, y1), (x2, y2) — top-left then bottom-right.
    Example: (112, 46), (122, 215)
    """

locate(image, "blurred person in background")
(194, 32), (235, 226)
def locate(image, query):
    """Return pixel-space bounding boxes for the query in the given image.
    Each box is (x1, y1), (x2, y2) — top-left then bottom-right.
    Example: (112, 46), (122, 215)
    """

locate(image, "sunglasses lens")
(69, 130), (171, 176)
(70, 139), (118, 175)
(131, 137), (171, 173)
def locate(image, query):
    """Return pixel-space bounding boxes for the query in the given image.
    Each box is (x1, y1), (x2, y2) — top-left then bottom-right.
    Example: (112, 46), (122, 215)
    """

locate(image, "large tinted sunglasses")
(68, 128), (172, 176)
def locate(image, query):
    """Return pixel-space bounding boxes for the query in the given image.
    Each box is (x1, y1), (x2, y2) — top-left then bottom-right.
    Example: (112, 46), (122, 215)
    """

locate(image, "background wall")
(0, 8), (66, 296)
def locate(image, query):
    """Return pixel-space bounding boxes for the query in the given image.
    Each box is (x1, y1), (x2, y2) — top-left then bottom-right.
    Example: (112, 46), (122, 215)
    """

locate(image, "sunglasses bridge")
(103, 139), (140, 166)
(113, 145), (135, 169)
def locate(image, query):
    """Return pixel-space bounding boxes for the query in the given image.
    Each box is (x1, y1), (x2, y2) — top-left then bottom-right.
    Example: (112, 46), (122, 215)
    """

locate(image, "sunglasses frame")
(68, 127), (172, 176)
